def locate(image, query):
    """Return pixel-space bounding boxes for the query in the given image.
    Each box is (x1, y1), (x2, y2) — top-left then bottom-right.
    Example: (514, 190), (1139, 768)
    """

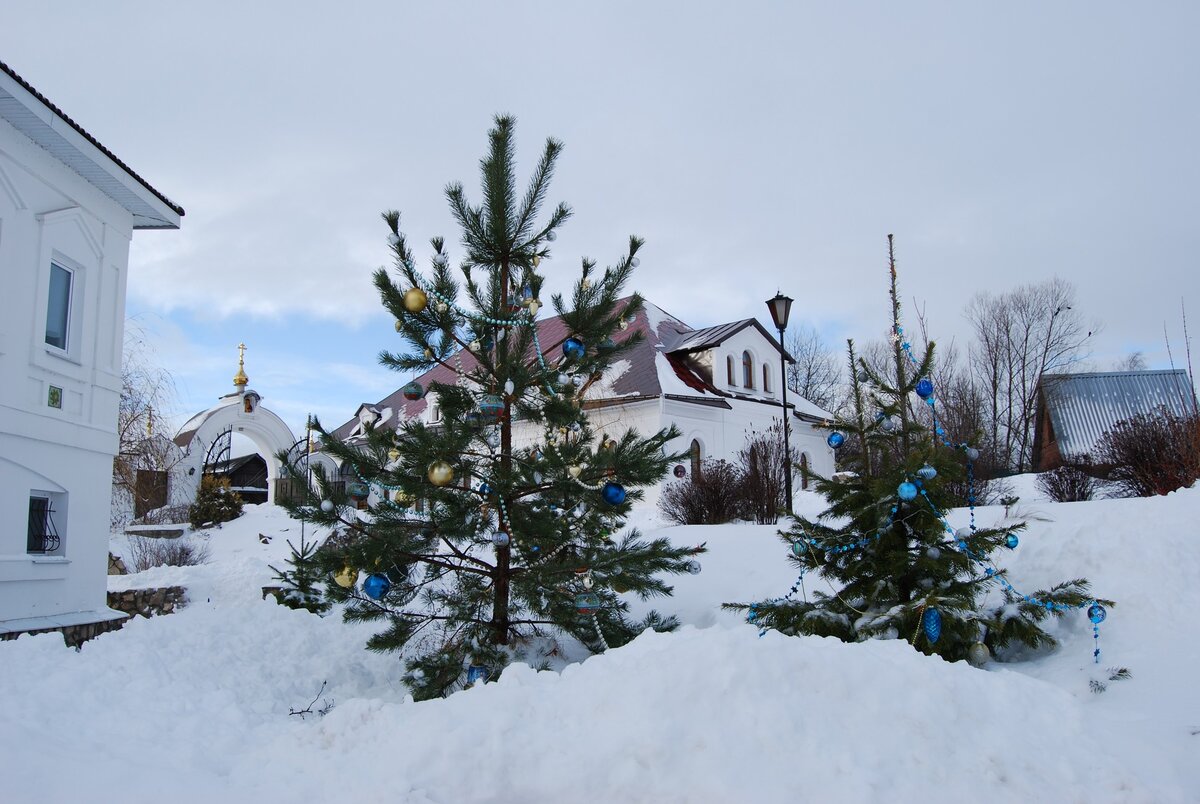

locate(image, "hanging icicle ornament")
(601, 481), (627, 506)
(915, 377), (934, 399)
(922, 607), (943, 643)
(402, 381), (424, 400)
(898, 481), (918, 501)
(827, 431), (845, 448)
(362, 573), (391, 600)
(562, 337), (586, 360)
(403, 287), (428, 313)
(917, 464), (937, 480)
(427, 461), (454, 487)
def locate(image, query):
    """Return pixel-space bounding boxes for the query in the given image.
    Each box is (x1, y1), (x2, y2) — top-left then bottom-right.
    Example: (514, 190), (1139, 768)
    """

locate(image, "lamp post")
(766, 292), (794, 515)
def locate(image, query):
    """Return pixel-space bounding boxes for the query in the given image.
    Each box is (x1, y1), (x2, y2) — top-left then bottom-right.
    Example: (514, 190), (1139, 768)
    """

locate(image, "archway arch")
(173, 390), (296, 505)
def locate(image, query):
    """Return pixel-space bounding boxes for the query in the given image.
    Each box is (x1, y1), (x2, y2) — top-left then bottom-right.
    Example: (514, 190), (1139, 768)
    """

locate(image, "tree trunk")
(491, 256), (513, 645)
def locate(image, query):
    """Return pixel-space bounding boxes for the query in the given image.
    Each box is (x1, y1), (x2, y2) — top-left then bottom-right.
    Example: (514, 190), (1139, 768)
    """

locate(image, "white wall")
(0, 118), (135, 626)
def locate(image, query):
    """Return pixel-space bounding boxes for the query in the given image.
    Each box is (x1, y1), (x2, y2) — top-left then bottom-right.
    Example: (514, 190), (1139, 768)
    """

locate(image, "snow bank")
(2, 487), (1198, 802)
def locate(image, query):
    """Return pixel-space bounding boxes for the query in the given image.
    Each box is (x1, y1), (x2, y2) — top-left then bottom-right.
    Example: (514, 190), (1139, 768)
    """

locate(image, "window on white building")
(742, 351), (754, 389)
(762, 363), (772, 393)
(26, 494), (62, 554)
(45, 262), (73, 350)
(690, 439), (702, 477)
(726, 355), (736, 386)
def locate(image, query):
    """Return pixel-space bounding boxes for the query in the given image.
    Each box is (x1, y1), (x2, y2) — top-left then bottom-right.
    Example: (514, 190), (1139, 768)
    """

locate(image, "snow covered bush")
(188, 475), (244, 529)
(127, 536), (210, 573)
(1037, 459), (1098, 502)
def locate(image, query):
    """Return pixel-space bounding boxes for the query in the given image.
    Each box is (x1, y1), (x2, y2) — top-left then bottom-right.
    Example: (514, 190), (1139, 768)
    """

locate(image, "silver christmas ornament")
(967, 641), (991, 667)
(320, 499), (334, 513)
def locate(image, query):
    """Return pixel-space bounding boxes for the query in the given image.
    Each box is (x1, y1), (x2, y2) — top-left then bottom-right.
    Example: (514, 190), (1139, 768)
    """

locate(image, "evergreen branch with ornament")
(276, 115), (704, 700)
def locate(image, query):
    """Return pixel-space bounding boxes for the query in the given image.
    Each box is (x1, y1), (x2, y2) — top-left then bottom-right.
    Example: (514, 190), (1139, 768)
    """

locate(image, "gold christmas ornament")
(427, 460), (454, 487)
(403, 287), (428, 313)
(424, 347), (434, 359)
(532, 254), (541, 267)
(436, 301), (448, 313)
(582, 278), (592, 290)
(568, 465), (583, 479)
(393, 489), (413, 505)
(528, 301), (541, 315)
(394, 319), (404, 332)
(334, 565), (357, 588)
(388, 447), (401, 462)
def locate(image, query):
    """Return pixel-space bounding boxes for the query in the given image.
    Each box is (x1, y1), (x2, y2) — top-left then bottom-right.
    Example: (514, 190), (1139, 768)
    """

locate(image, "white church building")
(333, 299), (835, 502)
(0, 60), (183, 638)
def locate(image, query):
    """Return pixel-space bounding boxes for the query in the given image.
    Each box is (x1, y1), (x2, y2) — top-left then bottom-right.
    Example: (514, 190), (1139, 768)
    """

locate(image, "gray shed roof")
(1039, 369), (1197, 458)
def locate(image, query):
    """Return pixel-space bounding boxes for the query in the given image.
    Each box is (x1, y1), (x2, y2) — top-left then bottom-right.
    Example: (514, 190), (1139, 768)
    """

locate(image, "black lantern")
(766, 292), (795, 515)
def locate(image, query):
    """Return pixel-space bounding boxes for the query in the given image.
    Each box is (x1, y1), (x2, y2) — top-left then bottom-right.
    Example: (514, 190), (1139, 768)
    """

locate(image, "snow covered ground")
(2, 479), (1199, 802)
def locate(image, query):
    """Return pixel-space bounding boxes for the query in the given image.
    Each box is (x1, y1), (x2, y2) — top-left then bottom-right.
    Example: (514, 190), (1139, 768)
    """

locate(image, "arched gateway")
(172, 345), (296, 505)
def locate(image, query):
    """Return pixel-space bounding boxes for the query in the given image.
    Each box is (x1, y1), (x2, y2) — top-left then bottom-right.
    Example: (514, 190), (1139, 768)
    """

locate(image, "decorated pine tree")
(728, 236), (1111, 664)
(278, 116), (703, 699)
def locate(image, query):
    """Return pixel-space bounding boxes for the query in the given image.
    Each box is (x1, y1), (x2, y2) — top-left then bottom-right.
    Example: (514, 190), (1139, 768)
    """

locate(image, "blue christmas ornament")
(1005, 533), (1019, 549)
(898, 481), (918, 501)
(965, 447), (980, 461)
(362, 573), (391, 600)
(466, 665), (490, 685)
(562, 337), (586, 360)
(827, 431), (845, 449)
(917, 464), (937, 480)
(479, 482), (493, 496)
(402, 381), (425, 400)
(601, 482), (627, 505)
(576, 592), (601, 613)
(478, 394), (505, 422)
(922, 607), (943, 643)
(792, 541), (805, 557)
(915, 377), (934, 399)
(1088, 604), (1107, 624)
(492, 531), (510, 547)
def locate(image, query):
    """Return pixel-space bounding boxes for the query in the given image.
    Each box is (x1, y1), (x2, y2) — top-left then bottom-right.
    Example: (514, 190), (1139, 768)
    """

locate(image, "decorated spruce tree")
(729, 237), (1110, 664)
(278, 116), (703, 699)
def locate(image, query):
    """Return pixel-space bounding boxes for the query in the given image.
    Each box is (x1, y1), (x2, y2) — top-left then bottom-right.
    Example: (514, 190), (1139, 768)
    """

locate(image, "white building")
(333, 299), (835, 504)
(0, 61), (183, 639)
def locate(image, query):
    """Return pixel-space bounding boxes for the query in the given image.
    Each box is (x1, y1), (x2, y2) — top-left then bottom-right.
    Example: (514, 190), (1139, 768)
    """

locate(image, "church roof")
(0, 59), (183, 228)
(331, 297), (826, 441)
(1035, 369), (1197, 460)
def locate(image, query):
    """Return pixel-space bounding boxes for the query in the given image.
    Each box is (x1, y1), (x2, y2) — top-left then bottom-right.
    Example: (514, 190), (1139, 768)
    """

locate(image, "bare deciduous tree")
(966, 278), (1093, 472)
(112, 323), (181, 527)
(786, 324), (842, 413)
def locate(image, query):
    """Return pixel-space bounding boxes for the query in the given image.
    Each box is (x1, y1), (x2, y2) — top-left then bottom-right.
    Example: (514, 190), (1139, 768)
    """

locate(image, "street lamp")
(766, 292), (794, 515)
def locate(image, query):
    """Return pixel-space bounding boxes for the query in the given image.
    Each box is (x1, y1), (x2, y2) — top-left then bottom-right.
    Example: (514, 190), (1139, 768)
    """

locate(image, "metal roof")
(1040, 369), (1197, 458)
(0, 59), (183, 228)
(665, 318), (795, 363)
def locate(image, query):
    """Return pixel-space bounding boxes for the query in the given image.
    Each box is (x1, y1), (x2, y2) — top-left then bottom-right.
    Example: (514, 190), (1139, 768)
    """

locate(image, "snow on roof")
(1039, 369), (1197, 458)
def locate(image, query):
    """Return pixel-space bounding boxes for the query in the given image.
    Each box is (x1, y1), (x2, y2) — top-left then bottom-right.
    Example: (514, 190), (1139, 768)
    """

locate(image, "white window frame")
(44, 260), (75, 353)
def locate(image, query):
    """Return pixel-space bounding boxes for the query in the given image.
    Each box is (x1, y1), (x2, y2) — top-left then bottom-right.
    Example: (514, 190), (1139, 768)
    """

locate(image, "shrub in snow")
(1094, 407), (1200, 497)
(188, 475), (244, 529)
(1037, 459), (1099, 502)
(127, 536), (210, 573)
(658, 459), (748, 525)
(738, 422), (792, 525)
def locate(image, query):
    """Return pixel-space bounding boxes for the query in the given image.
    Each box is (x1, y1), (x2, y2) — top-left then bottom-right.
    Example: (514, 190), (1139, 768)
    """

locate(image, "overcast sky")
(3, 2), (1197, 440)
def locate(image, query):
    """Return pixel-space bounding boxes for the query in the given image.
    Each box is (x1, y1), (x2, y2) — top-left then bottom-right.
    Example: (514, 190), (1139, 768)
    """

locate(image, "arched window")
(762, 363), (772, 393)
(799, 453), (810, 490)
(690, 439), (702, 478)
(742, 351), (754, 389)
(726, 355), (736, 386)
